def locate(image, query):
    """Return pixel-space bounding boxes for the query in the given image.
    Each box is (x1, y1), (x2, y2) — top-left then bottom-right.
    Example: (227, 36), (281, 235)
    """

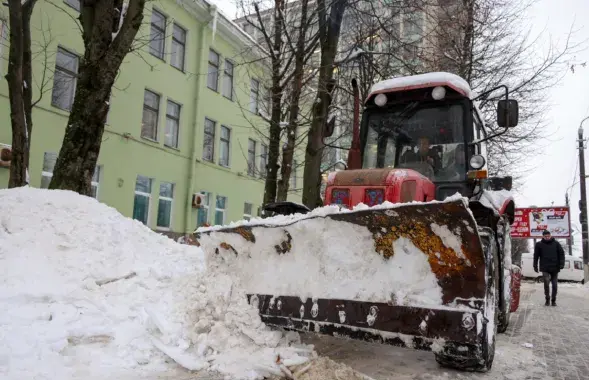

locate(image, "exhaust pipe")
(347, 78), (361, 170)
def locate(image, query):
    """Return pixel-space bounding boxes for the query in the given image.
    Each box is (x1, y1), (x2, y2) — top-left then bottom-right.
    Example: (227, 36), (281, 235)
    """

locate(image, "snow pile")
(0, 187), (316, 380)
(479, 189), (513, 213)
(195, 198), (477, 306)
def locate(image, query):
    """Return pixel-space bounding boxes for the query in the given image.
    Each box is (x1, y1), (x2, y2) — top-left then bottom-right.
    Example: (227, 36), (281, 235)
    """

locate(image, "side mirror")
(497, 99), (519, 128)
(324, 115), (336, 138)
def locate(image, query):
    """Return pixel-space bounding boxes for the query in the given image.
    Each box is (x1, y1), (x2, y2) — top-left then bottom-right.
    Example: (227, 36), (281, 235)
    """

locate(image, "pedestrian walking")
(533, 230), (565, 306)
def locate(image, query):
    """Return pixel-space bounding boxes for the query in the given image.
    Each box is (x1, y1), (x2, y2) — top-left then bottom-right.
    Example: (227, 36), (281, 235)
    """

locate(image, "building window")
(222, 60), (234, 99)
(215, 195), (227, 225)
(290, 159), (297, 189)
(40, 152), (57, 189)
(197, 191), (210, 227)
(0, 20), (8, 73)
(207, 49), (219, 91)
(149, 8), (166, 60)
(243, 202), (253, 221)
(41, 152), (100, 198)
(133, 175), (152, 225)
(219, 126), (231, 167)
(171, 23), (186, 70)
(247, 139), (256, 176)
(157, 181), (174, 229)
(250, 78), (259, 114)
(203, 118), (215, 162)
(51, 47), (79, 111)
(259, 144), (268, 178)
(91, 166), (101, 199)
(142, 90), (160, 140)
(64, 0), (80, 11)
(165, 100), (180, 148)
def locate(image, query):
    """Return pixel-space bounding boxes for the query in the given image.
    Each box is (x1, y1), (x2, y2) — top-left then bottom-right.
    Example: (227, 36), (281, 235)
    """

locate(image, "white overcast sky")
(212, 0), (589, 253)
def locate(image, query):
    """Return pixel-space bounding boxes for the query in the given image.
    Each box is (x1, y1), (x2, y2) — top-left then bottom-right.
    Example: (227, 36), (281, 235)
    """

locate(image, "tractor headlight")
(469, 155), (486, 170)
(374, 93), (387, 107)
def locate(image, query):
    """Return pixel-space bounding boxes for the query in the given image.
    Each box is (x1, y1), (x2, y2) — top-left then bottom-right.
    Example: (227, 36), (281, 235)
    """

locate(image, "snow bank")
(0, 187), (315, 380)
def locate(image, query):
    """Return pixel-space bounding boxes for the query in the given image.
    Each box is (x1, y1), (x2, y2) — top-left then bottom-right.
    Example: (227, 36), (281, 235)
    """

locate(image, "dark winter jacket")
(533, 238), (565, 273)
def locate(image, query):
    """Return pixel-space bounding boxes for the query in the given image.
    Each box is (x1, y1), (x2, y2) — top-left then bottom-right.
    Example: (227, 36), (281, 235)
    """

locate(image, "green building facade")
(0, 0), (303, 236)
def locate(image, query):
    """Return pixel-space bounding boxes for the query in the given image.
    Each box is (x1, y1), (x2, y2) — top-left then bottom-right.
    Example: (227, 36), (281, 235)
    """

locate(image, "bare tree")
(419, 0), (583, 180)
(5, 0), (39, 187)
(302, 0), (348, 209)
(234, 0), (319, 205)
(48, 0), (146, 195)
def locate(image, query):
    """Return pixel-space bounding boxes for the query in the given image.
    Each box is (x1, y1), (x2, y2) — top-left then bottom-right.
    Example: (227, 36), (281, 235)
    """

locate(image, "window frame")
(222, 59), (234, 100)
(215, 195), (227, 225)
(165, 99), (181, 149)
(250, 78), (260, 114)
(91, 166), (101, 199)
(133, 175), (153, 226)
(247, 138), (256, 176)
(203, 118), (216, 162)
(219, 125), (231, 167)
(141, 89), (161, 141)
(156, 181), (174, 230)
(207, 49), (220, 91)
(170, 23), (186, 71)
(0, 20), (8, 74)
(149, 8), (167, 60)
(259, 143), (268, 178)
(290, 159), (297, 189)
(197, 190), (211, 227)
(243, 202), (253, 221)
(51, 46), (79, 111)
(64, 0), (80, 12)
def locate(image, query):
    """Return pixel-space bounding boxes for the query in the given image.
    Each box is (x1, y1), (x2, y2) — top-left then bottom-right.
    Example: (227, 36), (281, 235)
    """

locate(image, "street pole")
(578, 117), (589, 282)
(565, 193), (573, 255)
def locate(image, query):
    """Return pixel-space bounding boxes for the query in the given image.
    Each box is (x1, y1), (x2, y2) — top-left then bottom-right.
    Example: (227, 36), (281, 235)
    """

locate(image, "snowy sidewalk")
(301, 281), (589, 380)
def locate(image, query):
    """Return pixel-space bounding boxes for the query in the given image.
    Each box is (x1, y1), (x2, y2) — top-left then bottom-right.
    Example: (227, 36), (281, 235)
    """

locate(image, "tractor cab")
(325, 72), (518, 207)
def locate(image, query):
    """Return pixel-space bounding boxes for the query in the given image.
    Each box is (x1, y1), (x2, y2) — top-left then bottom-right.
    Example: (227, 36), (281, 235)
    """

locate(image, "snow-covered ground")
(1, 187), (583, 380)
(0, 187), (368, 380)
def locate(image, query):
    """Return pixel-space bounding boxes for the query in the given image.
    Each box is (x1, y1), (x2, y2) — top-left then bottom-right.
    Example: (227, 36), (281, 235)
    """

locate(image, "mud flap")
(190, 198), (495, 371)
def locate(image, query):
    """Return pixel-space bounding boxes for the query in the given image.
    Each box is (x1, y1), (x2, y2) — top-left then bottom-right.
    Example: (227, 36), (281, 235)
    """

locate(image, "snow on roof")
(367, 72), (474, 100)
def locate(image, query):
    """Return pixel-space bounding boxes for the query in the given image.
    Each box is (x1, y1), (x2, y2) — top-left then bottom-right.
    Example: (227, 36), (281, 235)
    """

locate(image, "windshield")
(362, 103), (466, 182)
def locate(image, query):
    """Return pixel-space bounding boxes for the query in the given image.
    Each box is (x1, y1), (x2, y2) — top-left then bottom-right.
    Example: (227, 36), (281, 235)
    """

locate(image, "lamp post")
(578, 116), (589, 282)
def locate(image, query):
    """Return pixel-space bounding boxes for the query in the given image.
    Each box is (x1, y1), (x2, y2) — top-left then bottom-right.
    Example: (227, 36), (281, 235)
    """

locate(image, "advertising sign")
(511, 207), (571, 238)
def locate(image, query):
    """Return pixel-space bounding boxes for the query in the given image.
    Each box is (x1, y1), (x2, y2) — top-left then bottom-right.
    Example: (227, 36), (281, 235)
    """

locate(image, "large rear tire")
(434, 230), (498, 372)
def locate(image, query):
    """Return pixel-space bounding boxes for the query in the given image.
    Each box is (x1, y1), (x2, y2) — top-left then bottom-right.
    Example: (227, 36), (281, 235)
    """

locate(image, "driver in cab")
(400, 136), (440, 173)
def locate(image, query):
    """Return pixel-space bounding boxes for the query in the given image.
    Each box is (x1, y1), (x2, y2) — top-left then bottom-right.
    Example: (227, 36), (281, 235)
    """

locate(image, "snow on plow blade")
(189, 198), (497, 371)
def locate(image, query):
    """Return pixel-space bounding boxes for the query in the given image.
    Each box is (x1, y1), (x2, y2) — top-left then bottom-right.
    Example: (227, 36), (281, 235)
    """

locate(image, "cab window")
(574, 261), (583, 270)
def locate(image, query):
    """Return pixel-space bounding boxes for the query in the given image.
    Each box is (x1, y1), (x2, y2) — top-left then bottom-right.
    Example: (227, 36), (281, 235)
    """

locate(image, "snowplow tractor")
(186, 72), (521, 372)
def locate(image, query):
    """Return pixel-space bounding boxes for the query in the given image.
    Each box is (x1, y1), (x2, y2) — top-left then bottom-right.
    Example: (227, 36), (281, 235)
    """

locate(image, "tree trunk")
(5, 0), (27, 188)
(48, 62), (113, 194)
(277, 0), (310, 201)
(22, 2), (36, 171)
(49, 0), (145, 194)
(302, 0), (348, 209)
(261, 0), (285, 208)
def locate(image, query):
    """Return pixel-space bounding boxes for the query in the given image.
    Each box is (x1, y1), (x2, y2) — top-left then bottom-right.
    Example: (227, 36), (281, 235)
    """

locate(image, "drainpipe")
(184, 11), (214, 236)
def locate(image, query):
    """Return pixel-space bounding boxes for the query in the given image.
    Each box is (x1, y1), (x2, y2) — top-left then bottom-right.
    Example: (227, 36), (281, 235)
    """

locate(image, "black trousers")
(542, 271), (558, 300)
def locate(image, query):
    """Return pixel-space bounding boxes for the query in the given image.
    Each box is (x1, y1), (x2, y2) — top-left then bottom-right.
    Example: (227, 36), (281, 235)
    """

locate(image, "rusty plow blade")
(189, 199), (496, 372)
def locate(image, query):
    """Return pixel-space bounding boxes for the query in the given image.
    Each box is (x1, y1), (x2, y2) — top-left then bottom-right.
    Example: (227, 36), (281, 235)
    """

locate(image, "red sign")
(511, 207), (571, 238)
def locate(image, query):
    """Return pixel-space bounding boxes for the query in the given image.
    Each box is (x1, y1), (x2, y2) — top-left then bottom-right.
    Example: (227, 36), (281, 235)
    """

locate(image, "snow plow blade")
(188, 198), (498, 372)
